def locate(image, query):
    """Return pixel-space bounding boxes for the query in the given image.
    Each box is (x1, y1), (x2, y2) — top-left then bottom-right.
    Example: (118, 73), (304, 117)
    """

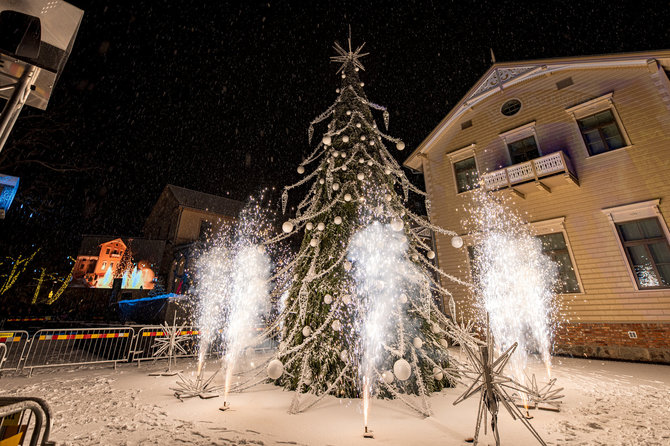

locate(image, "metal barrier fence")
(0, 325), (275, 375)
(0, 397), (54, 446)
(21, 327), (135, 375)
(130, 326), (200, 364)
(0, 330), (30, 373)
(0, 344), (5, 371)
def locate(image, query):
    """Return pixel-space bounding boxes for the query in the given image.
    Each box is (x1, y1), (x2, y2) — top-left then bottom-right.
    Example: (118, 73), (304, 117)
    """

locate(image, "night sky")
(1, 1), (668, 267)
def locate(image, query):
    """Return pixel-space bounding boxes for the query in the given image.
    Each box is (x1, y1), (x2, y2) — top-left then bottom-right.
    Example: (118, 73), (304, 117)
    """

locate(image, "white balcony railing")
(482, 151), (576, 192)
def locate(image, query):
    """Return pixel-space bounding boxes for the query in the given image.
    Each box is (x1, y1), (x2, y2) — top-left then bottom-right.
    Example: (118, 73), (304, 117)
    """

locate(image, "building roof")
(403, 49), (670, 171)
(166, 184), (244, 217)
(77, 235), (166, 265)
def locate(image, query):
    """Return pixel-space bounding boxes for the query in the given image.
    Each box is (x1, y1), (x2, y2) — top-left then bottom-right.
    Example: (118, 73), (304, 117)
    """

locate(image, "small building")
(143, 184), (244, 293)
(405, 50), (670, 363)
(73, 236), (165, 290)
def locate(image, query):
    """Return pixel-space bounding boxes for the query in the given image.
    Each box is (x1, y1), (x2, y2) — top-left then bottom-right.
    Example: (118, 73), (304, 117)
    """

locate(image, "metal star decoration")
(454, 340), (547, 446)
(330, 28), (369, 73)
(171, 367), (225, 400)
(149, 315), (190, 376)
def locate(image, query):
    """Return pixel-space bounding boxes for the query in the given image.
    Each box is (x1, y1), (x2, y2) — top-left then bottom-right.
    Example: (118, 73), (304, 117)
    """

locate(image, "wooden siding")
(422, 65), (670, 323)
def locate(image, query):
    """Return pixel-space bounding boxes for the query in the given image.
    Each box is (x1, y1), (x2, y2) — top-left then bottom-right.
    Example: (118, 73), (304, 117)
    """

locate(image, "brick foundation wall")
(553, 323), (670, 363)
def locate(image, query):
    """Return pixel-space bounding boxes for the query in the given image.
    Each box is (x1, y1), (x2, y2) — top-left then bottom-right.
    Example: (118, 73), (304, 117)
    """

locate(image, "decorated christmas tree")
(271, 36), (474, 415)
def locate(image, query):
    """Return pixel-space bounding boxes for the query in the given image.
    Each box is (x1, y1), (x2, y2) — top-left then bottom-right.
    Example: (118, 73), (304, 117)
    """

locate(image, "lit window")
(577, 109), (625, 155)
(616, 218), (670, 289)
(537, 233), (580, 293)
(453, 157), (479, 193)
(101, 261), (107, 270)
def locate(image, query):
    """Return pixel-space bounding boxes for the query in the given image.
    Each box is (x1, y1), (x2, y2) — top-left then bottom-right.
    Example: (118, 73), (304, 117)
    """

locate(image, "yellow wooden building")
(404, 50), (670, 363)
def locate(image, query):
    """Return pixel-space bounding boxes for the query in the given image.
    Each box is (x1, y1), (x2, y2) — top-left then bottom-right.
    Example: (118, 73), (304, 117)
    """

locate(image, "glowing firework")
(466, 191), (558, 387)
(348, 221), (419, 434)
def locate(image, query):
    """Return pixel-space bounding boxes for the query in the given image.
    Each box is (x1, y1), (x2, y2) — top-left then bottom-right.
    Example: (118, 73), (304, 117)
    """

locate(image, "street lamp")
(0, 0), (84, 152)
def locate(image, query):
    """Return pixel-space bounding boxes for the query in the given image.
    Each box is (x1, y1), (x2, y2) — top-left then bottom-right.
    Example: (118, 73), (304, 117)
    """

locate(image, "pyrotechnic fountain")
(465, 190), (558, 408)
(219, 243), (272, 410)
(173, 200), (275, 401)
(348, 221), (424, 437)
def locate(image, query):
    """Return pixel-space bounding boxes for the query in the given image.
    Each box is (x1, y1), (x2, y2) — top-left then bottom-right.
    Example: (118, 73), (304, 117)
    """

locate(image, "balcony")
(481, 151), (578, 198)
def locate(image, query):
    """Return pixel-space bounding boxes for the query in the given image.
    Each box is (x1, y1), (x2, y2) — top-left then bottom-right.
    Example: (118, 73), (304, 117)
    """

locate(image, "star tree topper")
(330, 28), (369, 73)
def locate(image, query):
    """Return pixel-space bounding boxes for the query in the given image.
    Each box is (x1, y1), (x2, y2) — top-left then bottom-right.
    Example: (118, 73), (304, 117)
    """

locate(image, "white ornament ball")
(340, 349), (348, 362)
(399, 293), (408, 304)
(340, 152), (346, 158)
(382, 370), (395, 384)
(411, 254), (419, 261)
(356, 123), (362, 128)
(304, 375), (313, 385)
(343, 260), (352, 272)
(297, 166), (305, 174)
(332, 150), (339, 158)
(342, 135), (349, 143)
(342, 165), (347, 171)
(310, 238), (318, 247)
(332, 183), (340, 191)
(334, 216), (342, 225)
(319, 178), (325, 184)
(342, 294), (352, 305)
(431, 323), (440, 334)
(282, 221), (294, 233)
(367, 160), (373, 166)
(267, 359), (284, 380)
(317, 222), (326, 231)
(433, 367), (444, 381)
(346, 110), (352, 116)
(427, 250), (436, 260)
(385, 194), (392, 202)
(439, 338), (449, 349)
(360, 135), (366, 141)
(302, 326), (312, 337)
(322, 135), (332, 146)
(360, 82), (365, 87)
(306, 222), (314, 230)
(369, 140), (375, 146)
(359, 157), (365, 164)
(336, 88), (340, 93)
(413, 337), (424, 349)
(344, 193), (352, 202)
(357, 173), (365, 181)
(341, 73), (346, 79)
(390, 218), (404, 232)
(451, 236), (464, 249)
(384, 168), (391, 175)
(393, 359), (412, 381)
(331, 320), (342, 331)
(354, 67), (359, 72)
(396, 141), (406, 151)
(324, 294), (333, 304)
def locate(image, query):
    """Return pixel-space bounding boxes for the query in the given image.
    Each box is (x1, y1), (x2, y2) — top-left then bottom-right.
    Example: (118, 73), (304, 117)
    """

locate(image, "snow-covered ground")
(1, 350), (669, 445)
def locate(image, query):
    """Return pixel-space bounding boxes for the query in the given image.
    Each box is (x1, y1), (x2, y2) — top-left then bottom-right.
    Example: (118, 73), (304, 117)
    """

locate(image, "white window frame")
(448, 143), (479, 195)
(528, 217), (584, 295)
(499, 121), (541, 165)
(602, 199), (670, 291)
(565, 92), (632, 158)
(460, 217), (584, 293)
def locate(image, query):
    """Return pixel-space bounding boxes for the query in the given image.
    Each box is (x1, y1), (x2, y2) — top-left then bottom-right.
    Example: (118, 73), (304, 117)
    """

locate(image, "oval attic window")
(501, 99), (522, 116)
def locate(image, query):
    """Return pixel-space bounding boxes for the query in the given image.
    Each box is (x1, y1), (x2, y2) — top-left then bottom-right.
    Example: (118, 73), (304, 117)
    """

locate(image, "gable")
(404, 50), (670, 171)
